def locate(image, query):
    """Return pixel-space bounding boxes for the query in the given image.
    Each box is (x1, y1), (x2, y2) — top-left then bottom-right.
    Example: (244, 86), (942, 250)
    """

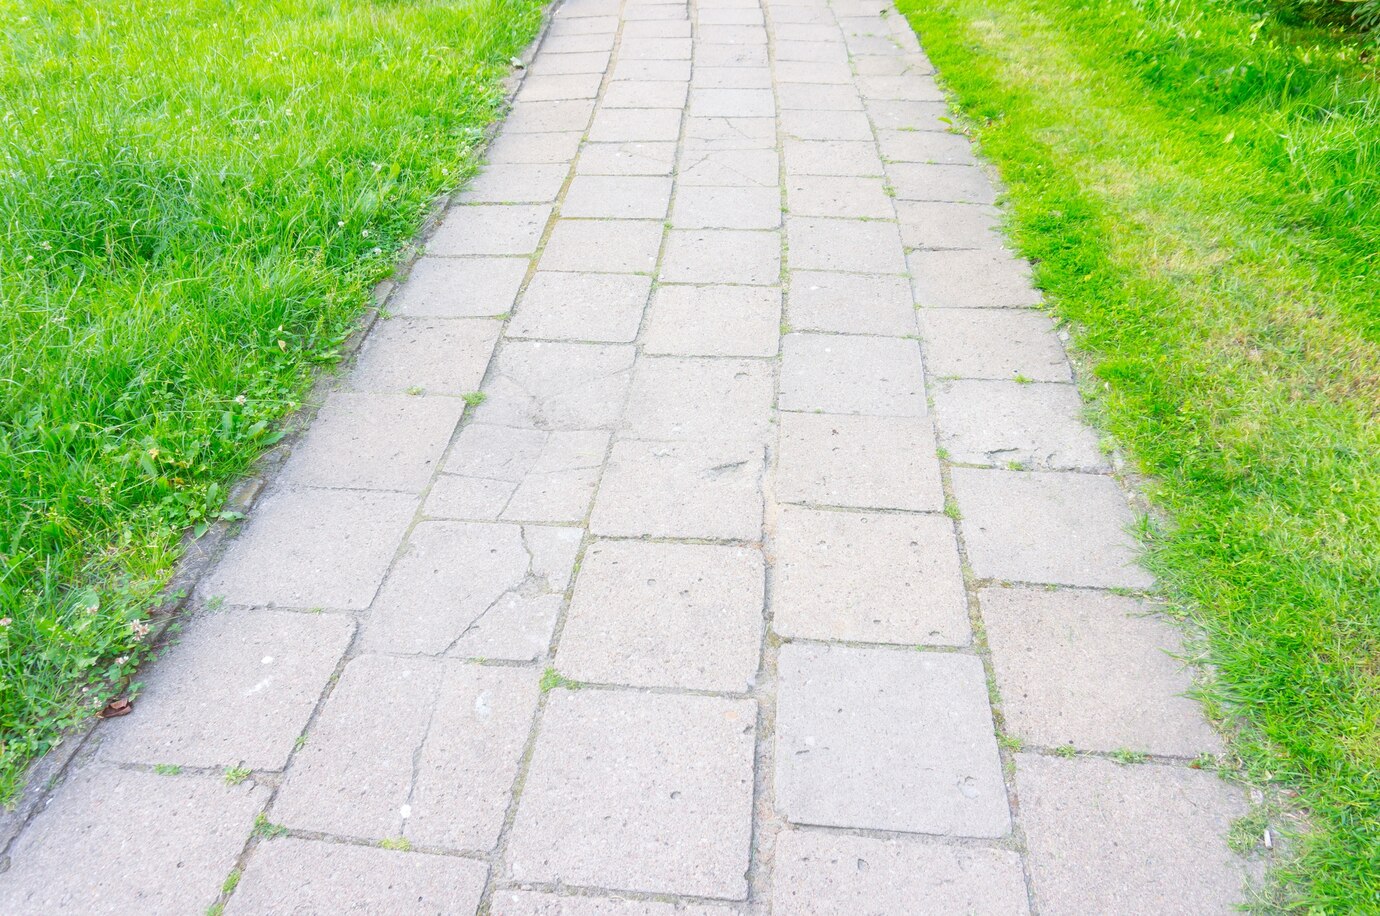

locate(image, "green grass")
(0, 0), (544, 800)
(893, 0), (1379, 907)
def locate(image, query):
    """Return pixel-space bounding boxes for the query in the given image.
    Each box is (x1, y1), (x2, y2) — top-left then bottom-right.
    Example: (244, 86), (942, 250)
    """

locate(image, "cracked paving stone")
(509, 272), (652, 343)
(272, 655), (539, 851)
(621, 356), (775, 443)
(931, 378), (1106, 471)
(362, 520), (579, 655)
(473, 340), (635, 430)
(786, 270), (916, 337)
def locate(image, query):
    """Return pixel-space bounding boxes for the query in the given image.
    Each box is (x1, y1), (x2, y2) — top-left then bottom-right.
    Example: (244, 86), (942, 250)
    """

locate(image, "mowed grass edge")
(0, 0), (546, 800)
(893, 0), (1380, 908)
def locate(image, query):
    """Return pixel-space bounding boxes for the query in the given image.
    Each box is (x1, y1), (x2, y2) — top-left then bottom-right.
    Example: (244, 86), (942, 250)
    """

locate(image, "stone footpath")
(0, 0), (1258, 911)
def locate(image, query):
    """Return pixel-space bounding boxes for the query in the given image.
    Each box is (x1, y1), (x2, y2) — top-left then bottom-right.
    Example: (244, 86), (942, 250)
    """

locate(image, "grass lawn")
(893, 0), (1379, 907)
(0, 0), (544, 800)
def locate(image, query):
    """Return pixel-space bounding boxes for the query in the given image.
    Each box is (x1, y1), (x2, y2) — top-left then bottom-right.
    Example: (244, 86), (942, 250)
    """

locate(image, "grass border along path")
(893, 0), (1379, 908)
(0, 0), (545, 802)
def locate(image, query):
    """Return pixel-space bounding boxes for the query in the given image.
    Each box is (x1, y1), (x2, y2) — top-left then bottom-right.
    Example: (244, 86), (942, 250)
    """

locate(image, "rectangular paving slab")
(775, 411), (943, 512)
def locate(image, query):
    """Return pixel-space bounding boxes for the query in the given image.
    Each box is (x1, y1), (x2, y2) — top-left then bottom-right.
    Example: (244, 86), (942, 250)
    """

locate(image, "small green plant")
(379, 836), (412, 851)
(1012, 372), (1034, 384)
(1053, 744), (1078, 759)
(462, 391), (487, 407)
(252, 814), (289, 840)
(221, 869), (242, 895)
(405, 385), (425, 396)
(1111, 748), (1147, 765)
(997, 733), (1024, 752)
(943, 499), (962, 521)
(153, 764), (182, 776)
(224, 766), (252, 786)
(539, 667), (578, 693)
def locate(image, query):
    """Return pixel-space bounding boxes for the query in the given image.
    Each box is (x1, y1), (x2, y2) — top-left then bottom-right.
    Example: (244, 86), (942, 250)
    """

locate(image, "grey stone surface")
(896, 200), (1004, 250)
(685, 114), (777, 148)
(622, 356), (775, 443)
(775, 644), (1010, 836)
(591, 438), (764, 540)
(779, 333), (926, 416)
(518, 73), (604, 102)
(612, 59), (692, 82)
(588, 107), (683, 142)
(662, 229), (781, 284)
(561, 175), (674, 219)
(932, 379), (1106, 470)
(462, 163), (570, 203)
(786, 175), (893, 218)
(363, 520), (578, 655)
(982, 586), (1222, 755)
(776, 411), (943, 512)
(910, 248), (1041, 308)
(1017, 755), (1250, 914)
(556, 540), (764, 691)
(672, 184), (781, 229)
(282, 392), (462, 493)
(433, 424), (609, 523)
(507, 690), (756, 899)
(679, 148), (780, 186)
(888, 163), (996, 204)
(690, 87), (776, 117)
(952, 468), (1154, 588)
(539, 219), (664, 273)
(488, 130), (584, 164)
(348, 317), (499, 394)
(771, 506), (968, 645)
(787, 270), (916, 336)
(772, 829), (1030, 915)
(492, 891), (728, 915)
(601, 80), (689, 109)
(428, 204), (552, 255)
(0, 767), (266, 916)
(227, 839), (488, 915)
(778, 83), (863, 111)
(100, 609), (352, 770)
(919, 308), (1073, 382)
(201, 488), (415, 610)
(877, 128), (976, 164)
(392, 256), (529, 317)
(785, 218), (906, 273)
(783, 140), (884, 177)
(693, 66), (773, 89)
(780, 110), (873, 141)
(474, 341), (635, 429)
(273, 656), (539, 851)
(577, 140), (677, 175)
(527, 50), (612, 76)
(509, 271), (652, 342)
(866, 98), (951, 132)
(643, 284), (781, 356)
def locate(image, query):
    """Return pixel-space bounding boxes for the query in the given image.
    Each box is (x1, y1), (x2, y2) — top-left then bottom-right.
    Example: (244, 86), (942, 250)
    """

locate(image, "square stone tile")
(689, 88), (776, 117)
(775, 644), (1010, 836)
(601, 80), (689, 108)
(509, 272), (652, 342)
(774, 60), (853, 84)
(200, 488), (415, 610)
(772, 506), (968, 645)
(526, 50), (612, 75)
(776, 412), (943, 512)
(475, 341), (635, 429)
(348, 317), (498, 395)
(697, 24), (768, 45)
(503, 99), (597, 133)
(591, 438), (764, 540)
(784, 140), (884, 177)
(226, 839), (488, 916)
(273, 656), (539, 851)
(896, 200), (1004, 250)
(695, 42), (769, 67)
(772, 829), (1030, 915)
(661, 229), (780, 285)
(428, 204), (552, 255)
(786, 218), (906, 273)
(0, 768), (267, 916)
(678, 148), (779, 186)
(282, 392), (463, 492)
(393, 257), (528, 317)
(780, 110), (873, 141)
(910, 249), (1041, 308)
(877, 128), (976, 165)
(774, 23), (843, 42)
(612, 59), (692, 81)
(777, 84), (863, 111)
(556, 540), (764, 691)
(919, 309), (1072, 382)
(100, 610), (353, 770)
(643, 285), (781, 356)
(619, 37), (693, 59)
(951, 469), (1154, 588)
(623, 18), (691, 36)
(462, 163), (570, 203)
(672, 185), (781, 229)
(787, 176), (894, 219)
(983, 587), (1223, 755)
(779, 333), (925, 416)
(507, 690), (756, 898)
(787, 270), (916, 336)
(432, 424), (609, 524)
(692, 66), (773, 89)
(539, 220), (663, 273)
(932, 379), (1105, 470)
(865, 98), (950, 132)
(362, 521), (579, 655)
(561, 175), (673, 220)
(577, 141), (677, 175)
(888, 163), (996, 204)
(588, 108), (683, 142)
(622, 357), (775, 443)
(773, 40), (849, 64)
(487, 130), (584, 164)
(1017, 755), (1250, 914)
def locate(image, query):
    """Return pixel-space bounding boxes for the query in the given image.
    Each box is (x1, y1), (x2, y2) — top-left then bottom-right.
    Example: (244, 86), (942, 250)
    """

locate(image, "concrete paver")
(7, 1), (1250, 910)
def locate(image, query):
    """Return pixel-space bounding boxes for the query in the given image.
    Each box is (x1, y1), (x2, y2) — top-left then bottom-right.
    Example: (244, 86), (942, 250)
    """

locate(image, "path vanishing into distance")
(0, 0), (1260, 911)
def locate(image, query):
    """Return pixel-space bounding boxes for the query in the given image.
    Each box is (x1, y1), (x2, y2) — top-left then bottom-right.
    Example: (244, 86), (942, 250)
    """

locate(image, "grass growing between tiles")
(0, 0), (545, 801)
(895, 0), (1379, 907)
